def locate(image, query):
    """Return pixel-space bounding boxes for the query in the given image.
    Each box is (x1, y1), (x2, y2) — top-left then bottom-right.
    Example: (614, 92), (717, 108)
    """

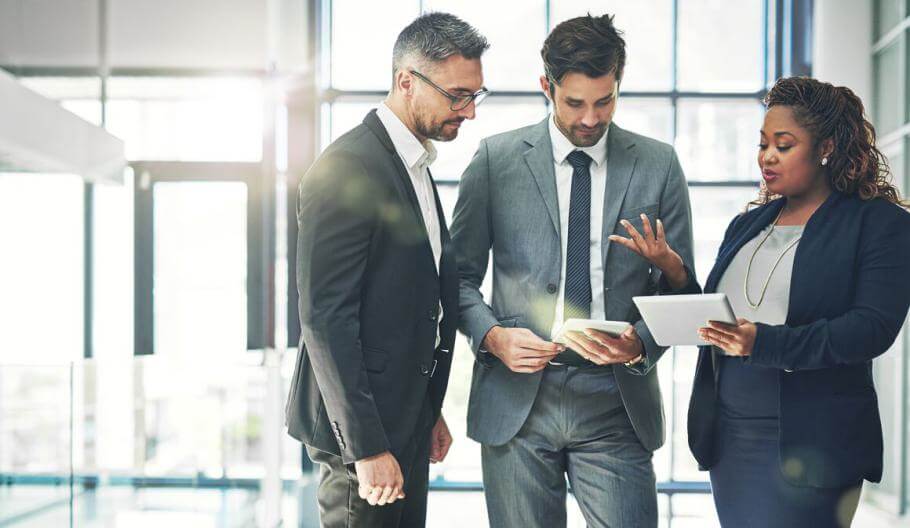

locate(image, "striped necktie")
(564, 149), (593, 321)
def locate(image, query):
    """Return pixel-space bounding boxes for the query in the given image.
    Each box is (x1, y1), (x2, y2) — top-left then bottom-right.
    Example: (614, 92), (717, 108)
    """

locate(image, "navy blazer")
(688, 191), (910, 488)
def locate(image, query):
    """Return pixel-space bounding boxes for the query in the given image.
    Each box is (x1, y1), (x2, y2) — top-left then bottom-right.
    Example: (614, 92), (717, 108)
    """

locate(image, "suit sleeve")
(450, 139), (501, 357)
(627, 148), (700, 375)
(747, 208), (910, 371)
(296, 153), (390, 463)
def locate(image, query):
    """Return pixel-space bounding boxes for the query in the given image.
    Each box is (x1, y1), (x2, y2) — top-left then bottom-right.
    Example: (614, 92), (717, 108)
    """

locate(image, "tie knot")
(566, 150), (592, 169)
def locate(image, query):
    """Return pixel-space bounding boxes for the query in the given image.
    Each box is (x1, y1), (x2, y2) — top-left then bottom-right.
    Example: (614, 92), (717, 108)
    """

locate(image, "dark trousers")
(306, 396), (434, 528)
(710, 416), (861, 528)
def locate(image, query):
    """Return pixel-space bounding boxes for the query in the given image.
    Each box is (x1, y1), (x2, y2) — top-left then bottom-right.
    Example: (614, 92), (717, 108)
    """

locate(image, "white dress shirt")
(375, 102), (443, 272)
(375, 102), (444, 347)
(547, 114), (609, 340)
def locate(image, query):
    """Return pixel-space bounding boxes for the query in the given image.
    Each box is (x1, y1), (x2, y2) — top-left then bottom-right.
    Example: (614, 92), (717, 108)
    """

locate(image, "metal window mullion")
(762, 0), (771, 87)
(320, 89), (765, 101)
(435, 180), (759, 190)
(904, 26), (909, 135)
(545, 0), (551, 31)
(902, 26), (910, 517)
(0, 65), (272, 78)
(671, 0), (679, 92)
(669, 2), (679, 136)
(133, 172), (154, 356)
(84, 183), (94, 359)
(322, 0), (333, 91)
(872, 16), (910, 55)
(247, 164), (270, 352)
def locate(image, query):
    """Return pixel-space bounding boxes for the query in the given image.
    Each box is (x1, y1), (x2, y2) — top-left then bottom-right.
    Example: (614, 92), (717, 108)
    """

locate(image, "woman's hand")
(699, 318), (757, 356)
(608, 214), (688, 289)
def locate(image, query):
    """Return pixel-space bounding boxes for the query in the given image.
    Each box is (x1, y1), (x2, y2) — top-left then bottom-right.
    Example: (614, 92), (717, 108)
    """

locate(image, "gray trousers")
(481, 365), (657, 528)
(306, 396), (434, 528)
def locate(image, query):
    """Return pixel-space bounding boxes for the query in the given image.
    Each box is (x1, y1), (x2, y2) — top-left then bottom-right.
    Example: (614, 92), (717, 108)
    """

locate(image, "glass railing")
(0, 354), (313, 528)
(0, 345), (720, 527)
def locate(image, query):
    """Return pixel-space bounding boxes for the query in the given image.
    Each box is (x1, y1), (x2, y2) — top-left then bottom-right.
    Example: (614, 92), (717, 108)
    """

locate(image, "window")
(0, 174), (84, 363)
(153, 182), (248, 357)
(869, 0), (909, 514)
(106, 77), (264, 162)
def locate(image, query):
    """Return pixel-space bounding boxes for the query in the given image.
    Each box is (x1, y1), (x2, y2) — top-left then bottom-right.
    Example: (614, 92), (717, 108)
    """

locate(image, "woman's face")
(758, 105), (827, 198)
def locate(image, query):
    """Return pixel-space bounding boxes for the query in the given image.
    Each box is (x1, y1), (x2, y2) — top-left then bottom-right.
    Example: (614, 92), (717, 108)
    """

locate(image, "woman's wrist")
(658, 253), (688, 290)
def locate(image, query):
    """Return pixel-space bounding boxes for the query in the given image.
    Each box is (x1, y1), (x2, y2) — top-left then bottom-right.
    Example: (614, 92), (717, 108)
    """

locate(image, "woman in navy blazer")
(610, 77), (910, 527)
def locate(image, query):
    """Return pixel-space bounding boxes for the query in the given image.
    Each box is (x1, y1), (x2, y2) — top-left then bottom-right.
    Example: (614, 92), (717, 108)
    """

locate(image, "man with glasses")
(285, 12), (488, 528)
(451, 14), (698, 527)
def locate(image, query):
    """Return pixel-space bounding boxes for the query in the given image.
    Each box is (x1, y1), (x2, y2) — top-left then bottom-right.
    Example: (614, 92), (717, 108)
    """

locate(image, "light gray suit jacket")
(450, 119), (698, 451)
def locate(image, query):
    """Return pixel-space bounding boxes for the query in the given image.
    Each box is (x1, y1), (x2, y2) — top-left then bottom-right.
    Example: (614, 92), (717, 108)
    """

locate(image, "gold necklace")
(743, 210), (802, 309)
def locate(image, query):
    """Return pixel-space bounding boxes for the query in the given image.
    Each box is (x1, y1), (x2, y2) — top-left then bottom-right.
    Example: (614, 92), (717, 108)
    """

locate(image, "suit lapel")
(700, 200), (782, 385)
(363, 109), (438, 273)
(704, 199), (785, 293)
(601, 124), (638, 264)
(430, 171), (456, 290)
(522, 119), (560, 238)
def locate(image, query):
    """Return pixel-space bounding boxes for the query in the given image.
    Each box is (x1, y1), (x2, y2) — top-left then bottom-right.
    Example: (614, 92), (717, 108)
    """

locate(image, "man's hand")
(355, 451), (405, 506)
(482, 326), (564, 373)
(563, 326), (643, 366)
(430, 415), (452, 464)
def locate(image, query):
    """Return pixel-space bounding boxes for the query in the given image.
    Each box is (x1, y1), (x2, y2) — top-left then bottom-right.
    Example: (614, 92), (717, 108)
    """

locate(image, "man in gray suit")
(450, 14), (699, 528)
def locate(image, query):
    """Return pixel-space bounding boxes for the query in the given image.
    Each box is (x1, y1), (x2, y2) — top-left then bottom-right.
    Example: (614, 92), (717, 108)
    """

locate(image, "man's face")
(408, 54), (484, 142)
(542, 71), (618, 147)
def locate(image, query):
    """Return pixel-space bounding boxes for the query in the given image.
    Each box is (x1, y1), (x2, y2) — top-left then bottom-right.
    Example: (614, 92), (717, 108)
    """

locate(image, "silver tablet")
(553, 319), (632, 346)
(632, 293), (737, 347)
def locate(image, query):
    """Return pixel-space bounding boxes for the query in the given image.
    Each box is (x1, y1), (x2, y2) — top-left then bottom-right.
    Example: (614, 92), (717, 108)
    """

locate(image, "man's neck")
(384, 97), (427, 144)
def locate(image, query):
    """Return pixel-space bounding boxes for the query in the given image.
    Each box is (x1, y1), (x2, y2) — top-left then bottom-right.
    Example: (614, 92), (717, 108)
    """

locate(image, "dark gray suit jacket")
(285, 110), (459, 464)
(450, 119), (698, 451)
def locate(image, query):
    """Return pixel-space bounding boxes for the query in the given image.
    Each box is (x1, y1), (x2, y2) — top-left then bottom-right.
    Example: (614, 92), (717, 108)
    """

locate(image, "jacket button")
(420, 364), (430, 375)
(547, 283), (557, 294)
(427, 308), (437, 321)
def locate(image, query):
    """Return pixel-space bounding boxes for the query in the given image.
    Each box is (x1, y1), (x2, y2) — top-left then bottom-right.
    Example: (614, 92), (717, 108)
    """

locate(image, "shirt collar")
(548, 113), (608, 168)
(376, 102), (437, 170)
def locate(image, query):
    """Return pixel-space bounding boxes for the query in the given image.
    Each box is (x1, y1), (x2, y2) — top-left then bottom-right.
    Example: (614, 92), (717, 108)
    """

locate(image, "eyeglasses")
(410, 70), (490, 111)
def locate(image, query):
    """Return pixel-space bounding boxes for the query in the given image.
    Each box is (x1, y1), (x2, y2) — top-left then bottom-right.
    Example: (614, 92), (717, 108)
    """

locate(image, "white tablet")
(632, 293), (737, 347)
(553, 319), (632, 346)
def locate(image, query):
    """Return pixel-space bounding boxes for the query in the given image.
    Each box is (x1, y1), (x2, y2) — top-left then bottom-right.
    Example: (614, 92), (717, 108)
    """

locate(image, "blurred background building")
(0, 0), (906, 526)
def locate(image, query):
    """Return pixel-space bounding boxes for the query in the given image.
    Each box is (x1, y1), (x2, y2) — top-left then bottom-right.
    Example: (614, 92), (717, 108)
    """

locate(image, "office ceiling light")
(0, 69), (125, 183)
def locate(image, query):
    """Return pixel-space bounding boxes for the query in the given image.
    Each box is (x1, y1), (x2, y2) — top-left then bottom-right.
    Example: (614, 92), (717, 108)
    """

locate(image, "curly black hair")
(754, 76), (905, 207)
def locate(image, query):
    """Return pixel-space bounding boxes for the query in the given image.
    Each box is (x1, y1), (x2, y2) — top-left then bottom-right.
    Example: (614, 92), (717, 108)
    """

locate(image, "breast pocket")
(362, 347), (390, 373)
(614, 203), (660, 235)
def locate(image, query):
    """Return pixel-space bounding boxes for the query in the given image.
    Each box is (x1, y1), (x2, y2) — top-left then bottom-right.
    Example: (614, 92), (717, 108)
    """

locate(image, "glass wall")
(869, 0), (910, 516)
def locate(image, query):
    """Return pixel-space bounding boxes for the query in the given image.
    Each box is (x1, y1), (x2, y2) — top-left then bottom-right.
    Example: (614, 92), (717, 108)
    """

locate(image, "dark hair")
(392, 12), (489, 80)
(541, 13), (626, 88)
(755, 76), (904, 206)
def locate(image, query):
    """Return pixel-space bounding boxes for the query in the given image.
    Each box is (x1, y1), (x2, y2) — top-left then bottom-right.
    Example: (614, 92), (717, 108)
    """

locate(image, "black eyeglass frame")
(409, 70), (490, 111)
